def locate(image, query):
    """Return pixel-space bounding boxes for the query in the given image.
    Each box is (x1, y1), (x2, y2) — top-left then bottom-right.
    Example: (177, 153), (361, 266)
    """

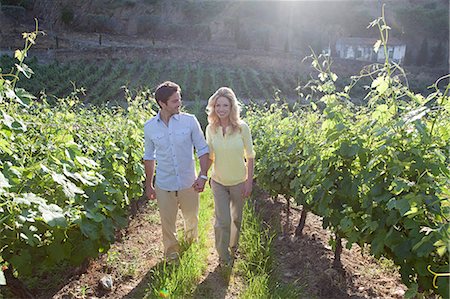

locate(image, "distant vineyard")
(0, 55), (304, 105)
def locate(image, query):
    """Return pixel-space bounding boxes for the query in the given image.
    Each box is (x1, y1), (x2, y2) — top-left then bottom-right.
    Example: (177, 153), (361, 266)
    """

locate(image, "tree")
(416, 38), (428, 66)
(429, 41), (444, 67)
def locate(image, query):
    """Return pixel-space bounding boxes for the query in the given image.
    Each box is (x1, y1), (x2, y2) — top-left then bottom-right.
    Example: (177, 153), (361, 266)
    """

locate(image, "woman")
(205, 87), (255, 268)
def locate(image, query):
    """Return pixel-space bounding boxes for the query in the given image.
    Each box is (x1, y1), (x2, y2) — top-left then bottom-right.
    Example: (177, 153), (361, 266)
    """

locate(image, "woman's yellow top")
(206, 121), (255, 186)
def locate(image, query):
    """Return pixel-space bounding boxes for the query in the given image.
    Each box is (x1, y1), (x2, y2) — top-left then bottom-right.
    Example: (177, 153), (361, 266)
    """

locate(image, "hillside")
(0, 0), (448, 106)
(1, 0), (449, 66)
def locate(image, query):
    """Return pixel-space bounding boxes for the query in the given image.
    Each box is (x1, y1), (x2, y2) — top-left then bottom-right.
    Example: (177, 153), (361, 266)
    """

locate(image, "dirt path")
(34, 188), (407, 299)
(189, 217), (246, 299)
(45, 198), (244, 299)
(47, 199), (164, 299)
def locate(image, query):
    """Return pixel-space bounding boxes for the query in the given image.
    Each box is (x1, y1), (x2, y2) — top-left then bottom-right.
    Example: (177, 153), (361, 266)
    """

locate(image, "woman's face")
(215, 96), (231, 121)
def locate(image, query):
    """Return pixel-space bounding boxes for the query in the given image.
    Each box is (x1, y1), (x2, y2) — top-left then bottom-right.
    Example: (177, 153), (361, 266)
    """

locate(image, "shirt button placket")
(169, 129), (180, 190)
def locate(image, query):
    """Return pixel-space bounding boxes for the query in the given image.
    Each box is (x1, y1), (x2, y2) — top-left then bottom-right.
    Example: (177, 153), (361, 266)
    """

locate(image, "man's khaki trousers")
(210, 179), (245, 264)
(155, 186), (199, 258)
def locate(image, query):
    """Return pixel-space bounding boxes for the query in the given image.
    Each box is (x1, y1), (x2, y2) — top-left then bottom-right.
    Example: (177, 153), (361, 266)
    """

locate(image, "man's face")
(160, 91), (181, 116)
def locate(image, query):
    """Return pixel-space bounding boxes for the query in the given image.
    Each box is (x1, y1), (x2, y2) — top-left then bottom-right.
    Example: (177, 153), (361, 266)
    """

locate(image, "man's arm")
(192, 153), (210, 192)
(199, 153), (210, 177)
(190, 116), (210, 192)
(144, 160), (156, 200)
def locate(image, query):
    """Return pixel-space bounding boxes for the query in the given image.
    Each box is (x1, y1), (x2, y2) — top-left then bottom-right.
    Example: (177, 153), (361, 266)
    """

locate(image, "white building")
(335, 37), (406, 64)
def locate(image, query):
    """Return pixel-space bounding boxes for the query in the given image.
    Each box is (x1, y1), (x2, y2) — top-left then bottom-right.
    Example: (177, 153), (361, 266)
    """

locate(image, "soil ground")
(29, 187), (407, 299)
(254, 191), (407, 299)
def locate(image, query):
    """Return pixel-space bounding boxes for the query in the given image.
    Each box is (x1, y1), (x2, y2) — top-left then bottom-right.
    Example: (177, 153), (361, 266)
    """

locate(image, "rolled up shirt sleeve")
(143, 122), (156, 161)
(191, 116), (209, 157)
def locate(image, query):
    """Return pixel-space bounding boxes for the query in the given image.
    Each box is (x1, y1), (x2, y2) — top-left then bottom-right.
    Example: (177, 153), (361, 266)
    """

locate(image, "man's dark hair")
(154, 81), (181, 107)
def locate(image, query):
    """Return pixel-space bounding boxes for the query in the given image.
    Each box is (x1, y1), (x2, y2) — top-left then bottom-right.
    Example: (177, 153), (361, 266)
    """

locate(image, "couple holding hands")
(143, 81), (255, 268)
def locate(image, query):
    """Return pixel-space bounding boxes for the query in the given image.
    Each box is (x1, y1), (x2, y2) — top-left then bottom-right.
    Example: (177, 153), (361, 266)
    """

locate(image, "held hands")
(192, 176), (207, 192)
(242, 179), (253, 198)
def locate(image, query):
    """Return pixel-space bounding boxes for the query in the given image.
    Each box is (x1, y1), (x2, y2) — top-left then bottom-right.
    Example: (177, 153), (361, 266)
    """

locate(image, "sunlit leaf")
(76, 156), (99, 168)
(39, 204), (67, 227)
(371, 76), (389, 94)
(0, 269), (5, 286)
(373, 39), (382, 53)
(15, 63), (34, 79)
(330, 73), (338, 82)
(63, 180), (84, 198)
(14, 88), (35, 107)
(14, 50), (26, 62)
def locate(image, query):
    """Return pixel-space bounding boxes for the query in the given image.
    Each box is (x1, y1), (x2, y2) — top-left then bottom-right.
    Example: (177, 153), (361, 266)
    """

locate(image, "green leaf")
(10, 250), (32, 276)
(14, 49), (26, 62)
(63, 180), (84, 198)
(404, 283), (418, 298)
(371, 76), (389, 94)
(46, 240), (71, 263)
(15, 63), (34, 79)
(340, 217), (353, 232)
(80, 219), (100, 240)
(0, 172), (11, 192)
(76, 156), (99, 168)
(102, 218), (115, 242)
(373, 40), (382, 53)
(14, 193), (46, 206)
(86, 210), (106, 223)
(39, 204), (67, 227)
(0, 269), (5, 286)
(371, 229), (387, 256)
(14, 88), (35, 107)
(51, 172), (84, 198)
(330, 73), (338, 82)
(395, 197), (411, 216)
(372, 104), (389, 121)
(339, 142), (359, 158)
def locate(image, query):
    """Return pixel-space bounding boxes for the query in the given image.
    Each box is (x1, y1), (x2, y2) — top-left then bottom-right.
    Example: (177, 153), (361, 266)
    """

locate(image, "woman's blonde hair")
(206, 87), (242, 133)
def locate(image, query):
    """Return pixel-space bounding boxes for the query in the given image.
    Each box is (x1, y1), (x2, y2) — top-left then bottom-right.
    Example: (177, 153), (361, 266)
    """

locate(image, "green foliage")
(0, 57), (303, 105)
(60, 6), (74, 25)
(0, 0), (33, 9)
(416, 38), (429, 66)
(395, 2), (449, 39)
(0, 24), (156, 285)
(247, 11), (450, 298)
(429, 41), (445, 67)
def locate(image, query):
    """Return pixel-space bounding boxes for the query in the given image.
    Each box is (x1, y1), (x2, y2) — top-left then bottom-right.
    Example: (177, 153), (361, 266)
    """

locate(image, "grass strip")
(238, 199), (304, 299)
(144, 188), (214, 298)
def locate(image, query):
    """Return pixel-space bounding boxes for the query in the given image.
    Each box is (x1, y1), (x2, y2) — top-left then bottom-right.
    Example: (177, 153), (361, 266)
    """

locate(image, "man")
(143, 81), (210, 262)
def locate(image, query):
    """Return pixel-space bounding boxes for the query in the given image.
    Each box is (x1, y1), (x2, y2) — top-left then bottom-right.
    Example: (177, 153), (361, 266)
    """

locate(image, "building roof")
(336, 37), (405, 46)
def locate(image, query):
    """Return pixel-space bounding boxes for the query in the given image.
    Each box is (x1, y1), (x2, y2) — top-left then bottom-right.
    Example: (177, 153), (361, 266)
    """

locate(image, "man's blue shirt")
(144, 112), (209, 191)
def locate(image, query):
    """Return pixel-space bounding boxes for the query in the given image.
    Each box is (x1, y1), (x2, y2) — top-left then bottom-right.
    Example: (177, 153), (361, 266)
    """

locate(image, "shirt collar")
(156, 111), (180, 122)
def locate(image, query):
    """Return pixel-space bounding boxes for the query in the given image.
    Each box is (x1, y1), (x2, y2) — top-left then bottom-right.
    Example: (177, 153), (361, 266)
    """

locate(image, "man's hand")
(192, 177), (207, 192)
(146, 185), (156, 200)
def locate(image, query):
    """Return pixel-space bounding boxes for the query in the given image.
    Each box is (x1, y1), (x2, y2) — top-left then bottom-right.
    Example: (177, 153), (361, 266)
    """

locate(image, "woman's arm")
(242, 158), (254, 198)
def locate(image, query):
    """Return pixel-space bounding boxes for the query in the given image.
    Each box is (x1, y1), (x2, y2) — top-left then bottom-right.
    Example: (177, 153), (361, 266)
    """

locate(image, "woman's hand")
(242, 179), (253, 198)
(192, 176), (207, 192)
